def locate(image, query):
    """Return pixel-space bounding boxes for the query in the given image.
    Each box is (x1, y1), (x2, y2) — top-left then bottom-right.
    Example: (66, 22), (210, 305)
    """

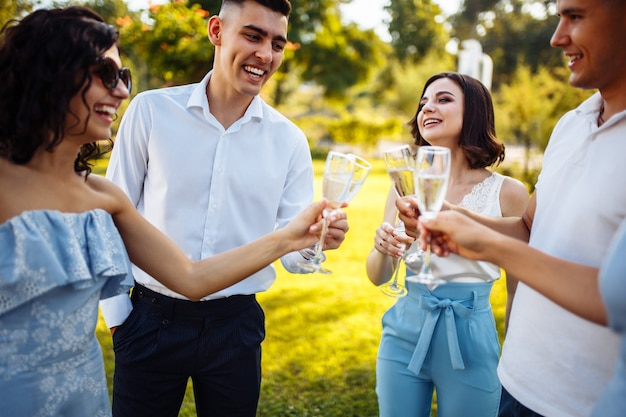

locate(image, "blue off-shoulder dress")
(0, 209), (133, 417)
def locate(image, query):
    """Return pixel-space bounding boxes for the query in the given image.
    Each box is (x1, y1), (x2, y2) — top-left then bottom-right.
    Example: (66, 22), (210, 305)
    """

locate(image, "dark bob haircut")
(408, 72), (505, 169)
(0, 6), (120, 174)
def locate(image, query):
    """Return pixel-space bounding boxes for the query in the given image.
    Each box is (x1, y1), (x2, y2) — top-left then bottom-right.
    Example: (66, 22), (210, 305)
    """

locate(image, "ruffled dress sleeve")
(0, 209), (134, 417)
(0, 209), (133, 315)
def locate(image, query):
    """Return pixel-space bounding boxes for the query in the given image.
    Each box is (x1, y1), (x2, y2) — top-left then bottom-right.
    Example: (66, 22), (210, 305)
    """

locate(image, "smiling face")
(551, 0), (626, 94)
(65, 46), (129, 144)
(417, 77), (465, 148)
(208, 0), (288, 99)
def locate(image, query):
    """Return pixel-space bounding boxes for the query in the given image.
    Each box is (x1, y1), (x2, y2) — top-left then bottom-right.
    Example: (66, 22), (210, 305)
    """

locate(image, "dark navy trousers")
(498, 387), (546, 417)
(112, 283), (265, 417)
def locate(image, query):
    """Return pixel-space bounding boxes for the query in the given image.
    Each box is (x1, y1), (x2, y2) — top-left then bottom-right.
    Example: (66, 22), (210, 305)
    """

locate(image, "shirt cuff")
(99, 293), (133, 328)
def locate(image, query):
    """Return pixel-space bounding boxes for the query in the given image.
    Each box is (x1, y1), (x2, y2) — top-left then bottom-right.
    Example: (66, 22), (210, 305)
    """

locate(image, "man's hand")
(418, 210), (494, 260)
(396, 196), (420, 238)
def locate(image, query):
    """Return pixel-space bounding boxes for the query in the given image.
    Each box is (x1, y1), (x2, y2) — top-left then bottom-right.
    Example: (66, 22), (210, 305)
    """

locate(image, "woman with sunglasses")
(0, 7), (331, 416)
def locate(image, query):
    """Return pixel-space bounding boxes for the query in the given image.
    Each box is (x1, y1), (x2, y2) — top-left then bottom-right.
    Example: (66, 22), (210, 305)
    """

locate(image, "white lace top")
(430, 172), (504, 282)
(458, 171), (504, 217)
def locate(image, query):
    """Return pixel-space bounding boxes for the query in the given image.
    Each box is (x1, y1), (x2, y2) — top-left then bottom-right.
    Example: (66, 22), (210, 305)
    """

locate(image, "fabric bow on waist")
(407, 292), (476, 374)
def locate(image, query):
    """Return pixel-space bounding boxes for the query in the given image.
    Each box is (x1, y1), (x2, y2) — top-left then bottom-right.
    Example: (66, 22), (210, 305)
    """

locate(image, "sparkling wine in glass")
(298, 151), (355, 274)
(410, 146), (450, 288)
(384, 145), (425, 271)
(380, 145), (415, 297)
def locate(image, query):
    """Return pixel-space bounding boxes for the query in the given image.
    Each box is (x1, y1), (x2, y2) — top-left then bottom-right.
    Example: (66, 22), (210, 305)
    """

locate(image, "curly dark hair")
(0, 6), (120, 175)
(408, 72), (505, 169)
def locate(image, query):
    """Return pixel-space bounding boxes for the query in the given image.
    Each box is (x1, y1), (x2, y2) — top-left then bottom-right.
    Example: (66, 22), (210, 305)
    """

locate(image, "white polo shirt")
(100, 72), (314, 327)
(497, 92), (626, 417)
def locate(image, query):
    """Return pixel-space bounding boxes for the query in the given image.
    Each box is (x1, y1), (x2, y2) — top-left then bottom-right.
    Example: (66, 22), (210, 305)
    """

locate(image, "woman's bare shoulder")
(500, 175), (530, 217)
(85, 174), (133, 215)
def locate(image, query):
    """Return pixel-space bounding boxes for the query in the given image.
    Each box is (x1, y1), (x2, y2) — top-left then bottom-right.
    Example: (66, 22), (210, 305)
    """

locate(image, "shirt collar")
(576, 91), (603, 119)
(188, 71), (212, 111)
(576, 91), (626, 129)
(187, 71), (264, 125)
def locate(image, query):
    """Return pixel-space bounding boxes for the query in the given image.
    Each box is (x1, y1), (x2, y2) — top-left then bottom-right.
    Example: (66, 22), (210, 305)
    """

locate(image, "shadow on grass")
(259, 365), (378, 417)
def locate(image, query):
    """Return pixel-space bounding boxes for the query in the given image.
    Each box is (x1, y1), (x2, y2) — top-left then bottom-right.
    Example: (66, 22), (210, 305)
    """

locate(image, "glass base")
(404, 252), (424, 273)
(297, 261), (333, 275)
(407, 263), (446, 290)
(380, 282), (407, 298)
(407, 273), (446, 289)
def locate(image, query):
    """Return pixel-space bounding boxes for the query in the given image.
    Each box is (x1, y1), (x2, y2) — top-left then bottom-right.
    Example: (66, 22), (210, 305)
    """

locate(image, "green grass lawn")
(96, 159), (509, 417)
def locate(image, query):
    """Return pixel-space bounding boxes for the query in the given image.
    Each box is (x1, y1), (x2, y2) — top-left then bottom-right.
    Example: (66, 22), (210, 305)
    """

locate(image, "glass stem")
(420, 242), (432, 276)
(311, 214), (329, 265)
(389, 257), (402, 288)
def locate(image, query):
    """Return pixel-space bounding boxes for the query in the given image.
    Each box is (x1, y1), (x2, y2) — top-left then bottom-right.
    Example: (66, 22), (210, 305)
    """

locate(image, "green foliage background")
(3, 0), (595, 166)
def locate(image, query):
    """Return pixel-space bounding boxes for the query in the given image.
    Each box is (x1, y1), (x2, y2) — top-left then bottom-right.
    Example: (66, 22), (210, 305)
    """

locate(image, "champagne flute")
(383, 145), (425, 269)
(380, 145), (415, 297)
(344, 153), (372, 203)
(298, 151), (355, 274)
(410, 146), (451, 288)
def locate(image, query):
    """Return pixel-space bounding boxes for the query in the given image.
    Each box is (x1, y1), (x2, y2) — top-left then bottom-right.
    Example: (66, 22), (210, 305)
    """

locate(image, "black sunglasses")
(94, 56), (132, 93)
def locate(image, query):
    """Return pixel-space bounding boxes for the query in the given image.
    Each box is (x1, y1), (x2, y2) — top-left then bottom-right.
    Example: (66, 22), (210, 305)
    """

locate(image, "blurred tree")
(327, 114), (405, 151)
(116, 1), (213, 89)
(373, 51), (455, 117)
(449, 0), (561, 88)
(79, 0), (133, 25)
(495, 64), (593, 178)
(191, 0), (386, 103)
(297, 16), (388, 100)
(0, 0), (35, 27)
(385, 0), (448, 64)
(449, 0), (499, 39)
(481, 1), (561, 88)
(188, 0), (220, 14)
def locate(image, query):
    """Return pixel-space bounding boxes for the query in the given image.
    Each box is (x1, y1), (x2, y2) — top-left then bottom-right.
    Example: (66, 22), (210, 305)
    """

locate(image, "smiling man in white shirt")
(101, 1), (348, 416)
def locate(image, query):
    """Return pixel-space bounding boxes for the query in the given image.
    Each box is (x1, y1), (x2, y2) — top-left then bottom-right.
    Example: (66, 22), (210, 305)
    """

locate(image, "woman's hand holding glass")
(377, 221), (414, 297)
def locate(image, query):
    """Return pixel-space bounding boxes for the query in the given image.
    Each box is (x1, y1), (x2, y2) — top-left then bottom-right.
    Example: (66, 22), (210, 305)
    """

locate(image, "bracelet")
(299, 246), (317, 261)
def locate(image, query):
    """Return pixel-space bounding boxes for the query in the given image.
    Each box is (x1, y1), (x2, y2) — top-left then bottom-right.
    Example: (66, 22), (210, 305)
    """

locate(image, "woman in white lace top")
(366, 72), (529, 417)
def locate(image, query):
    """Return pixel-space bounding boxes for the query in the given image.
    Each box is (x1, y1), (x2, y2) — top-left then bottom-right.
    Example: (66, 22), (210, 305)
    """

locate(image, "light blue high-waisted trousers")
(376, 278), (501, 417)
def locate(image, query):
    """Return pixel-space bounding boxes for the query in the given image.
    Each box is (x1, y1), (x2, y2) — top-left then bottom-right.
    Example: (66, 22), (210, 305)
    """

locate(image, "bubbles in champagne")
(388, 168), (415, 197)
(322, 175), (351, 204)
(416, 173), (448, 217)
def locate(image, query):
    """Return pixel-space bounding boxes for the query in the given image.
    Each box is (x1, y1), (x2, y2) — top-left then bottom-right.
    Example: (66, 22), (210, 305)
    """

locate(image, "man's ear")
(207, 15), (222, 45)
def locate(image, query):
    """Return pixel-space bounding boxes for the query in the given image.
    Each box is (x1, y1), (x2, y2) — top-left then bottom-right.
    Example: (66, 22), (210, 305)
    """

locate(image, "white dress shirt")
(100, 72), (314, 327)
